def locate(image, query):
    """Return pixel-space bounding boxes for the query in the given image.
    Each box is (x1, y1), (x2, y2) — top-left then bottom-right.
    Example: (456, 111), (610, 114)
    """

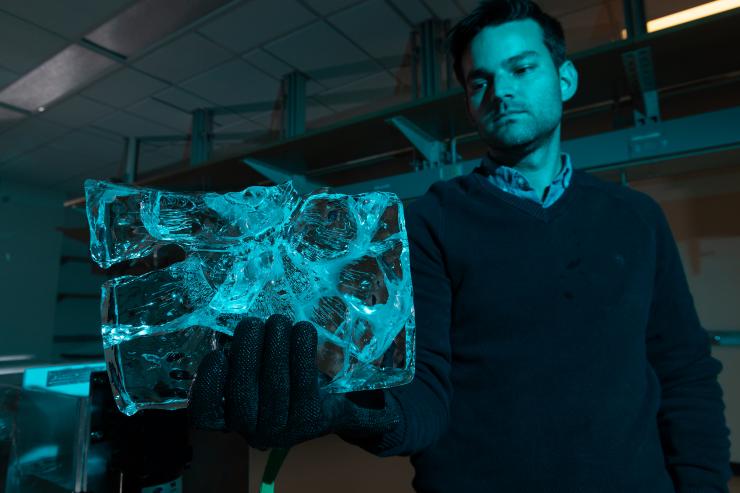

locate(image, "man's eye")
(470, 80), (487, 91)
(515, 65), (534, 75)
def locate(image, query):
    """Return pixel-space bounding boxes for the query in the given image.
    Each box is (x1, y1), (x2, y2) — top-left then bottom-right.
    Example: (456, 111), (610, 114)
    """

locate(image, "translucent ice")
(85, 179), (415, 416)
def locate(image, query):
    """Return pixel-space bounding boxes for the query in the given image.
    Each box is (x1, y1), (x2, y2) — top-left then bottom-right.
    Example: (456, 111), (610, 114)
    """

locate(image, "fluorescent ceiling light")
(647, 0), (739, 32)
(0, 45), (117, 112)
(620, 0), (739, 38)
(0, 354), (34, 363)
(85, 0), (234, 58)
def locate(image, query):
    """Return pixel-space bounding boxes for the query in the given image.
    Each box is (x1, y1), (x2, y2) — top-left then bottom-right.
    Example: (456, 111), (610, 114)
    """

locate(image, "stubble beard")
(481, 115), (559, 160)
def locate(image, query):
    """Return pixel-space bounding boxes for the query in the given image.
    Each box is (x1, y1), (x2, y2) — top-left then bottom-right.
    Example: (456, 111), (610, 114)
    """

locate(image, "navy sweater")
(345, 164), (731, 492)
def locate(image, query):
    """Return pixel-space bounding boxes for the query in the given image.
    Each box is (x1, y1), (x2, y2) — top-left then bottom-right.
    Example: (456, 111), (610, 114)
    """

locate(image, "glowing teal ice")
(85, 179), (415, 416)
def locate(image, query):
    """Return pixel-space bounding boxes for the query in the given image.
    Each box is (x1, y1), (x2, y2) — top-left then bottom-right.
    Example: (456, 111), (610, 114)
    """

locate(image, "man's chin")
(482, 135), (536, 153)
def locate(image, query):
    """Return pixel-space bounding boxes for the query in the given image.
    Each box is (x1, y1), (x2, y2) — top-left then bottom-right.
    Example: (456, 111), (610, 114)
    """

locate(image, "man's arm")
(645, 200), (732, 493)
(339, 185), (454, 457)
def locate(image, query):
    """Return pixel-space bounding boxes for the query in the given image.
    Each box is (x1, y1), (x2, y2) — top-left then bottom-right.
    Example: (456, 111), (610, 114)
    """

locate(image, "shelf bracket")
(243, 157), (328, 196)
(622, 47), (661, 127)
(386, 115), (460, 169)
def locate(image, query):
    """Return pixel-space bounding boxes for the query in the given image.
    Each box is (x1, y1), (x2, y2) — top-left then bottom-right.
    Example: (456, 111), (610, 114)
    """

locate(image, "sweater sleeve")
(645, 200), (732, 493)
(339, 186), (454, 457)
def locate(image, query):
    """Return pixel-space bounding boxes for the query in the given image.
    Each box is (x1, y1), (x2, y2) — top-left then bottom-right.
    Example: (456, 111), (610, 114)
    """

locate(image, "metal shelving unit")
(61, 8), (740, 207)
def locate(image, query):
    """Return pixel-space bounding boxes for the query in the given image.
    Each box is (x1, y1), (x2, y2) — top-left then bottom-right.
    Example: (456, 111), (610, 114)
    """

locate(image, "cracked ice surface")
(85, 179), (415, 416)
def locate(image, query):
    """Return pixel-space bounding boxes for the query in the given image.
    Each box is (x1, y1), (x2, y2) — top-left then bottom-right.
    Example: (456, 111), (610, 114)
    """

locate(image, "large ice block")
(85, 179), (415, 416)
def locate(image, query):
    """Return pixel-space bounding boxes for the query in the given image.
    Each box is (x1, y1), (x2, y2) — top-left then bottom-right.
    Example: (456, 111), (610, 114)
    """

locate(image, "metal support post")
(190, 109), (213, 165)
(622, 47), (661, 126)
(419, 20), (441, 98)
(122, 137), (139, 184)
(411, 30), (419, 100)
(282, 71), (306, 139)
(623, 0), (647, 39)
(443, 20), (454, 91)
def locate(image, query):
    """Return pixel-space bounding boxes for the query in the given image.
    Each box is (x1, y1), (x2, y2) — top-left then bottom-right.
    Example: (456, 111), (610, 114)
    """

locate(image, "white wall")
(0, 180), (65, 360)
(52, 206), (106, 360)
(635, 164), (740, 464)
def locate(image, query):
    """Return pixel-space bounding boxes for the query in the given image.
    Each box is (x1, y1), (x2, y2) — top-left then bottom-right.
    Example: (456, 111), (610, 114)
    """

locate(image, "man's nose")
(489, 75), (516, 101)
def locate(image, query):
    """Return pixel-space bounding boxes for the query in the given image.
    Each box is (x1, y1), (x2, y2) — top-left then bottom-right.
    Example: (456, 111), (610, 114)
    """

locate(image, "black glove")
(188, 314), (402, 450)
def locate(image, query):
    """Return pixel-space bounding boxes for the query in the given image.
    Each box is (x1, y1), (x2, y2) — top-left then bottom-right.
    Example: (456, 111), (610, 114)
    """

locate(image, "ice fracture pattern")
(85, 179), (415, 416)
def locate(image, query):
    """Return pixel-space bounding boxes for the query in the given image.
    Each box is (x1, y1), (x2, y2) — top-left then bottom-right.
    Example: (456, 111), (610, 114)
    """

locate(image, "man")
(189, 1), (732, 491)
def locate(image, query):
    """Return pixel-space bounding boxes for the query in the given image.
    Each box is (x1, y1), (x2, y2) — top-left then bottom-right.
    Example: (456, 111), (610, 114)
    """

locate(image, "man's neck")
(487, 131), (562, 201)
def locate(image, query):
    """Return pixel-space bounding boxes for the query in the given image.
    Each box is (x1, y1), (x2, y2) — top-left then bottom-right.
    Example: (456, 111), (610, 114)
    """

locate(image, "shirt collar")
(481, 152), (572, 191)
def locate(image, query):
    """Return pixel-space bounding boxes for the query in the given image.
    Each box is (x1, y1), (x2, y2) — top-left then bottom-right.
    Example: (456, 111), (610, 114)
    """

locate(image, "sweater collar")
(479, 151), (573, 208)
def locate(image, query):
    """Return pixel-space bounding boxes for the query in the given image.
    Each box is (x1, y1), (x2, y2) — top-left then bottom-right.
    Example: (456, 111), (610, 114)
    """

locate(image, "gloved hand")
(188, 314), (402, 450)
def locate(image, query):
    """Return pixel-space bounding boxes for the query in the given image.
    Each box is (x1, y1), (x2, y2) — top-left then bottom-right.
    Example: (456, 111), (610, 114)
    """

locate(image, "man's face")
(462, 19), (576, 152)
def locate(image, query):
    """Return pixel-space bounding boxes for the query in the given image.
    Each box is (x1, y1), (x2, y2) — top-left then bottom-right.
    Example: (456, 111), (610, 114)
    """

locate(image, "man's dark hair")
(447, 0), (567, 89)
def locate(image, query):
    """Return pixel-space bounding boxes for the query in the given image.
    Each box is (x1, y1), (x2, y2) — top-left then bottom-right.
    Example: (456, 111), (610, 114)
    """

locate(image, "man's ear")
(559, 60), (578, 103)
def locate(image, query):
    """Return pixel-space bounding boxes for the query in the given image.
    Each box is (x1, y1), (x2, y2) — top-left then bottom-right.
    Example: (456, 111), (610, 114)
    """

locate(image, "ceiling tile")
(81, 125), (124, 143)
(0, 106), (26, 133)
(306, 98), (335, 124)
(0, 117), (70, 164)
(140, 140), (187, 157)
(0, 44), (118, 112)
(302, 0), (365, 15)
(152, 86), (213, 112)
(455, 0), (479, 14)
(93, 111), (180, 137)
(213, 116), (266, 135)
(54, 160), (120, 197)
(423, 0), (464, 20)
(306, 79), (328, 96)
(214, 111), (252, 128)
(198, 0), (315, 53)
(330, 0), (410, 69)
(82, 68), (169, 108)
(139, 145), (187, 174)
(180, 59), (280, 108)
(41, 95), (115, 128)
(154, 87), (264, 127)
(390, 0), (432, 24)
(243, 49), (294, 80)
(313, 71), (397, 113)
(0, 66), (19, 91)
(48, 128), (123, 163)
(127, 98), (193, 133)
(85, 0), (235, 58)
(264, 21), (375, 89)
(248, 111), (277, 129)
(133, 33), (234, 83)
(0, 12), (68, 74)
(0, 0), (135, 39)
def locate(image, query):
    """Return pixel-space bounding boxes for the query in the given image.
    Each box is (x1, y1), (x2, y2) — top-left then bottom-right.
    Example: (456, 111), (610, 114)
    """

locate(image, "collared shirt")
(481, 152), (573, 208)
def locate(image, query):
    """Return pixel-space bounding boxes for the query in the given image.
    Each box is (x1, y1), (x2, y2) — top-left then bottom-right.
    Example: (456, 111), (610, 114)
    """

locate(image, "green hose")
(258, 447), (290, 493)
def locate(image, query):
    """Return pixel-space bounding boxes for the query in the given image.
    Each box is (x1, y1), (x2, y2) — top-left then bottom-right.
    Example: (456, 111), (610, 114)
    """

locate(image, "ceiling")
(0, 0), (671, 198)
